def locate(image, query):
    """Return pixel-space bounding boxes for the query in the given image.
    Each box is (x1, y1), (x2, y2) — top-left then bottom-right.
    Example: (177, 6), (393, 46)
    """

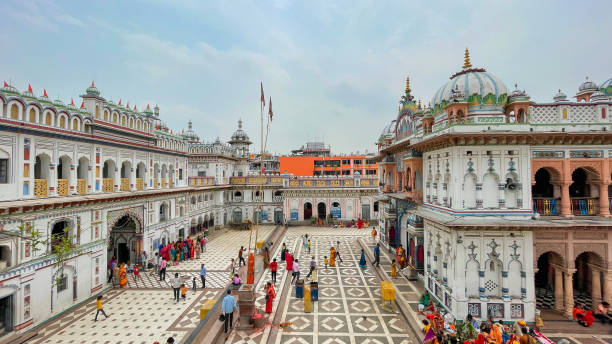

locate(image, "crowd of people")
(420, 301), (545, 344)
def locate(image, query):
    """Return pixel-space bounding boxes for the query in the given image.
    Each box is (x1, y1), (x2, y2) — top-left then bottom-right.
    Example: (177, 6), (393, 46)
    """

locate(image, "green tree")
(0, 223), (81, 286)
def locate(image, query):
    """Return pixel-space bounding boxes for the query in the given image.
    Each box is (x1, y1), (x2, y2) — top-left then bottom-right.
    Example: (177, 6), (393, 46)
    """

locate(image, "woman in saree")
(329, 247), (336, 267)
(119, 263), (128, 288)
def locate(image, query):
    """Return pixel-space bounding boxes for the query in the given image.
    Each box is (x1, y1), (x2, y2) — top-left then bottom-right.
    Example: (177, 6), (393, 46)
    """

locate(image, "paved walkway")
(25, 226), (276, 344)
(226, 226), (418, 344)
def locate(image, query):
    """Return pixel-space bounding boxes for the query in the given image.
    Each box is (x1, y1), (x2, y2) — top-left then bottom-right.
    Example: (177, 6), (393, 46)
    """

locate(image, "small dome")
(578, 77), (598, 92)
(590, 91), (608, 101)
(553, 89), (568, 102)
(431, 70), (508, 110)
(86, 81), (100, 96)
(181, 120), (199, 142)
(509, 83), (529, 98)
(600, 77), (612, 96)
(379, 120), (396, 140)
(229, 119), (251, 144)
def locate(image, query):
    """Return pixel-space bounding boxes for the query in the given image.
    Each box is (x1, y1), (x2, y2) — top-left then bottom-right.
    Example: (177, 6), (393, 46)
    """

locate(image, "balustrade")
(570, 197), (598, 216)
(57, 179), (69, 196)
(136, 178), (144, 190)
(121, 178), (130, 191)
(103, 178), (114, 193)
(34, 179), (48, 198)
(77, 179), (86, 195)
(533, 198), (560, 215)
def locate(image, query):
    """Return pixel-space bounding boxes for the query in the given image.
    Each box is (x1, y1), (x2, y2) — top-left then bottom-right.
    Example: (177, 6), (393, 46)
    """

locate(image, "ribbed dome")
(600, 77), (612, 96)
(379, 120), (396, 139)
(431, 70), (509, 110)
(578, 77), (598, 92)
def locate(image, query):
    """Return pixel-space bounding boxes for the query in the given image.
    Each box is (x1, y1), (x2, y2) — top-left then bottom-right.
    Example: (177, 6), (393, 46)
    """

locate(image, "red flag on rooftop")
(134, 105), (137, 111)
(268, 96), (273, 121)
(118, 99), (122, 105)
(43, 89), (48, 97)
(80, 101), (85, 109)
(91, 80), (95, 87)
(260, 82), (265, 107)
(28, 84), (33, 93)
(70, 98), (75, 105)
(3, 81), (7, 87)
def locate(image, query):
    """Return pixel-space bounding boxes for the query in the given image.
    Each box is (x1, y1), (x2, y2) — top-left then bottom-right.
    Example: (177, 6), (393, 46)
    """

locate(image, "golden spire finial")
(405, 76), (411, 94)
(463, 47), (472, 69)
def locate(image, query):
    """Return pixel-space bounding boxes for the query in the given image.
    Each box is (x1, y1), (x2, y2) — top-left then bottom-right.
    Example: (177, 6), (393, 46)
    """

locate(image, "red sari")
(265, 285), (276, 313)
(285, 253), (293, 271)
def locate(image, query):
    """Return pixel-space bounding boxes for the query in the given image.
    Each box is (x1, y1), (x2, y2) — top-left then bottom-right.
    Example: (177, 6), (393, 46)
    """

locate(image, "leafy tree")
(0, 223), (81, 286)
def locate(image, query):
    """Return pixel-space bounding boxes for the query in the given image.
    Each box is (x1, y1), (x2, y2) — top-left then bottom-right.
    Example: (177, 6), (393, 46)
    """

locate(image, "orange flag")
(268, 97), (273, 121)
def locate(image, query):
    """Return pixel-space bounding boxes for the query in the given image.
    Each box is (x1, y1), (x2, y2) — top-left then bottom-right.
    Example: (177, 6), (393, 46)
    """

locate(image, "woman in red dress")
(285, 252), (293, 272)
(265, 282), (276, 313)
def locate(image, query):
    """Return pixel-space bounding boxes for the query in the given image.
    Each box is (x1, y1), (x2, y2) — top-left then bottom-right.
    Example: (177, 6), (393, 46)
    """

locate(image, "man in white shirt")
(291, 259), (300, 284)
(170, 273), (182, 302)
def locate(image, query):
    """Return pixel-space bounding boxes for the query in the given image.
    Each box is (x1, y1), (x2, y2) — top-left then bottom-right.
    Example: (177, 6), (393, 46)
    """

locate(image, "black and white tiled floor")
(535, 288), (592, 310)
(228, 227), (417, 344)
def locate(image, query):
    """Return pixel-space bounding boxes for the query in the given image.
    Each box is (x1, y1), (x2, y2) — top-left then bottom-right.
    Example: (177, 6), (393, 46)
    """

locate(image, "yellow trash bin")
(380, 281), (395, 301)
(304, 286), (312, 313)
(200, 299), (217, 320)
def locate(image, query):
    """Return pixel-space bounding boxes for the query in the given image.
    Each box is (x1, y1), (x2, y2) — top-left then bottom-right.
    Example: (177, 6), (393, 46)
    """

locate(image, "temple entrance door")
(0, 294), (13, 334)
(274, 209), (283, 224)
(317, 202), (326, 220)
(117, 243), (129, 264)
(304, 202), (312, 220)
(108, 215), (142, 268)
(361, 204), (370, 220)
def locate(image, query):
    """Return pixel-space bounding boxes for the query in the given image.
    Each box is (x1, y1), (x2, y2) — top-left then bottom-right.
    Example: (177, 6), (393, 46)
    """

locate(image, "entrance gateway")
(108, 214), (142, 266)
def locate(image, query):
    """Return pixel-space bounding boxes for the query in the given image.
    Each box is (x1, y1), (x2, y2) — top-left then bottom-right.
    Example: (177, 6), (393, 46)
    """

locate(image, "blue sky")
(0, 0), (610, 154)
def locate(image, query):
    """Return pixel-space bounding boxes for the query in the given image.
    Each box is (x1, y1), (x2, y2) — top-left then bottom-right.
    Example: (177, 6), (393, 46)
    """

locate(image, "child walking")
(192, 277), (197, 293)
(391, 259), (398, 278)
(180, 284), (187, 301)
(133, 264), (140, 281)
(323, 256), (328, 269)
(94, 295), (110, 321)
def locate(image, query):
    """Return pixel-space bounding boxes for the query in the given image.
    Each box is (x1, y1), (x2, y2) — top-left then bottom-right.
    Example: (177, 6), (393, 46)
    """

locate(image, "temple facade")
(376, 49), (612, 322)
(0, 81), (378, 336)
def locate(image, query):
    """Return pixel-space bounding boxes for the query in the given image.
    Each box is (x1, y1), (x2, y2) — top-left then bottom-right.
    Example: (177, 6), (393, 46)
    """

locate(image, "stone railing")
(102, 178), (114, 193)
(77, 179), (87, 195)
(571, 197), (598, 216)
(189, 176), (215, 186)
(136, 178), (144, 190)
(35, 179), (48, 198)
(57, 179), (69, 196)
(121, 178), (130, 191)
(533, 198), (560, 215)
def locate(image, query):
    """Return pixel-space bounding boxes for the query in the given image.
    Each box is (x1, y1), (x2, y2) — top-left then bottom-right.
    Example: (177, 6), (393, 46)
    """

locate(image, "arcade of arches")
(531, 159), (612, 217)
(534, 241), (612, 318)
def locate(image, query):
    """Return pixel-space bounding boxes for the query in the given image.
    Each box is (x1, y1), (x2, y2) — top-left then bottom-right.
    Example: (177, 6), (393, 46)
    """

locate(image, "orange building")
(280, 155), (378, 177)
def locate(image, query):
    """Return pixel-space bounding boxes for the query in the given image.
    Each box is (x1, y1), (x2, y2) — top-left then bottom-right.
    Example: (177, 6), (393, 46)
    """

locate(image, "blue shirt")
(200, 266), (207, 277)
(222, 294), (237, 314)
(374, 246), (380, 257)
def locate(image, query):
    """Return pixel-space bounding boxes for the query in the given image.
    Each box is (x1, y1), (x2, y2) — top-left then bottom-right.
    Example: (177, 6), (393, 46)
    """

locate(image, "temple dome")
(430, 49), (509, 112)
(578, 77), (598, 92)
(229, 119), (251, 144)
(600, 77), (612, 96)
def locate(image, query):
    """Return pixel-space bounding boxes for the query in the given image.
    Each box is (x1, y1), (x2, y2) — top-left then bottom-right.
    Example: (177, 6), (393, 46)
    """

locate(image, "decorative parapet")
(188, 176), (215, 186)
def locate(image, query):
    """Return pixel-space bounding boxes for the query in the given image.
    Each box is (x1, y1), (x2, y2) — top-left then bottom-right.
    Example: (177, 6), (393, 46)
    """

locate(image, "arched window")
(29, 108), (36, 123)
(72, 118), (79, 130)
(59, 116), (66, 129)
(159, 202), (169, 222)
(10, 103), (19, 119)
